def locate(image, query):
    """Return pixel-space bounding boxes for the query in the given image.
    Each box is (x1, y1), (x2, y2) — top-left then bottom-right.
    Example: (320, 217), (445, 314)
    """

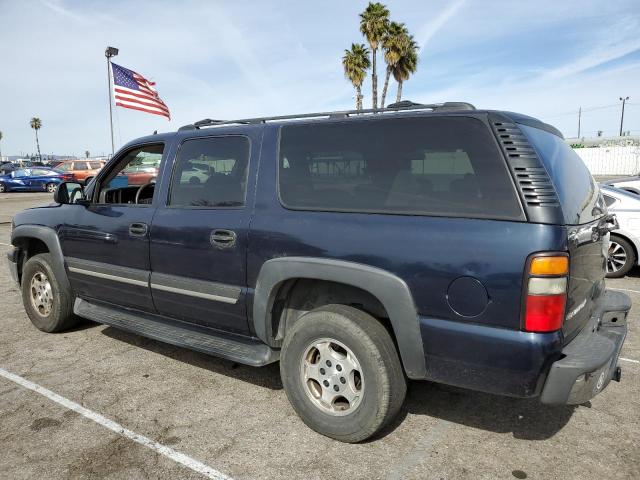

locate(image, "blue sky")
(0, 0), (639, 157)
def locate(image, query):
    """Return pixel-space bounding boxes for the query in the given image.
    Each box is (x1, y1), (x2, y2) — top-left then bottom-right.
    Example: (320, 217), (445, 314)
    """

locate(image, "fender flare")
(253, 257), (426, 379)
(11, 225), (71, 291)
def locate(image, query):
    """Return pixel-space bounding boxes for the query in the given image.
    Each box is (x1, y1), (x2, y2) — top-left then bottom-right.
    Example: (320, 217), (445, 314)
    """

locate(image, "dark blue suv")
(7, 102), (630, 442)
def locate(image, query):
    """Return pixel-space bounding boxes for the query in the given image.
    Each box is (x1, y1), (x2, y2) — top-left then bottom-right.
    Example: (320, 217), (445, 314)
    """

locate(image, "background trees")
(29, 117), (42, 161)
(345, 2), (419, 110)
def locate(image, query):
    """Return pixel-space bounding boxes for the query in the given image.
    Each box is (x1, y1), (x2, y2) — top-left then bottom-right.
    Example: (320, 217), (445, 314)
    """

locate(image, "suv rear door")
(520, 124), (608, 342)
(149, 128), (260, 334)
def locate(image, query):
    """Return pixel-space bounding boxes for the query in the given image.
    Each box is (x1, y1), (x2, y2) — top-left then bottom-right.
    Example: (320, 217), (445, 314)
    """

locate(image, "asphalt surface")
(0, 192), (638, 480)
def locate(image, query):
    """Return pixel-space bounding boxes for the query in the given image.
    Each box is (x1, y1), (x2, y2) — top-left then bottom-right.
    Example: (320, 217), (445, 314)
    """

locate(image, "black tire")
(84, 177), (94, 186)
(606, 236), (636, 278)
(21, 253), (78, 332)
(280, 304), (406, 443)
(0, 182), (6, 193)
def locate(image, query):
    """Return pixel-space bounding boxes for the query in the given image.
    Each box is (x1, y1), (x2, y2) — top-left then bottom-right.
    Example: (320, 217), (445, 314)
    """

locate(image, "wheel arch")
(11, 225), (70, 290)
(252, 257), (426, 379)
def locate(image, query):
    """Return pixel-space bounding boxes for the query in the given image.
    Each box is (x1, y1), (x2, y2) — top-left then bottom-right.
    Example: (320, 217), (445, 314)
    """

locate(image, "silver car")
(604, 176), (640, 195)
(601, 184), (640, 277)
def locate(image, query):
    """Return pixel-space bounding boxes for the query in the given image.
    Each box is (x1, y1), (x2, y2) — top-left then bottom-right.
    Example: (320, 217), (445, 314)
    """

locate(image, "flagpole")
(105, 46), (119, 156)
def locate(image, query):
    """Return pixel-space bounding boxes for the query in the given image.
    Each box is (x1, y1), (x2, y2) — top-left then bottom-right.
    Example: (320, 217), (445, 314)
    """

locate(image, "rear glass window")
(278, 116), (522, 219)
(89, 162), (103, 169)
(520, 124), (603, 225)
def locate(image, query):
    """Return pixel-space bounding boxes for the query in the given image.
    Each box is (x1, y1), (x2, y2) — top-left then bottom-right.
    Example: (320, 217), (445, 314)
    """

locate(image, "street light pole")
(619, 96), (629, 137)
(105, 46), (119, 155)
(577, 106), (581, 138)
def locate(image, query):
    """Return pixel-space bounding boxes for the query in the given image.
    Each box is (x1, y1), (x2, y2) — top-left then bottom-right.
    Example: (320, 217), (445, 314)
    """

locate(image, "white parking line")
(0, 367), (232, 480)
(609, 287), (640, 295)
(0, 242), (12, 247)
(620, 357), (640, 364)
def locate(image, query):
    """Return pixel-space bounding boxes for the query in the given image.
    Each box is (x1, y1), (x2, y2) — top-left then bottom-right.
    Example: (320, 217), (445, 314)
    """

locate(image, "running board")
(74, 298), (279, 366)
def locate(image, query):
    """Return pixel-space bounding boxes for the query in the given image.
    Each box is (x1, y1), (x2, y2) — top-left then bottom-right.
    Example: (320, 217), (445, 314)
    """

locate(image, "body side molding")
(252, 257), (427, 379)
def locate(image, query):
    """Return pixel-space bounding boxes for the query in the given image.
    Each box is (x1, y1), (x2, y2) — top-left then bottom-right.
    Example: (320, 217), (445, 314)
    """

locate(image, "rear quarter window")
(278, 116), (523, 220)
(520, 124), (603, 225)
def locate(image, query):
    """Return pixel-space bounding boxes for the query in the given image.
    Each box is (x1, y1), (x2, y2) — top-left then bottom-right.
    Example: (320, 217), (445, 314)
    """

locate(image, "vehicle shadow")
(379, 380), (577, 441)
(100, 326), (283, 390)
(100, 325), (574, 440)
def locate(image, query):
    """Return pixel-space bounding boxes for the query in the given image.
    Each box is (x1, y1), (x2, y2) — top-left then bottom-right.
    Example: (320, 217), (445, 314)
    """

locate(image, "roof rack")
(178, 101), (476, 131)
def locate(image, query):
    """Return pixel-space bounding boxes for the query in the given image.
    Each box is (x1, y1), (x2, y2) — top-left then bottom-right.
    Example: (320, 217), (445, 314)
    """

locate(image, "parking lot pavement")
(0, 194), (639, 480)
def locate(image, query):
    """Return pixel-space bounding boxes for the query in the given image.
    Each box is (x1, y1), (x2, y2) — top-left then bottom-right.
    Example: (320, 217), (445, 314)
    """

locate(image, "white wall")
(573, 146), (640, 176)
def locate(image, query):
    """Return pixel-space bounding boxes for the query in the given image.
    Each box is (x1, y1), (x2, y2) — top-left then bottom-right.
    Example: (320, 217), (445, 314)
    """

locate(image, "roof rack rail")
(178, 100), (476, 131)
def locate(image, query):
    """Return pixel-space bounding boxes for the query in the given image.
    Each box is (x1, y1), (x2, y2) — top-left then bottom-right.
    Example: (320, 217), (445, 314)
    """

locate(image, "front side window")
(278, 116), (522, 219)
(169, 136), (250, 208)
(97, 144), (164, 205)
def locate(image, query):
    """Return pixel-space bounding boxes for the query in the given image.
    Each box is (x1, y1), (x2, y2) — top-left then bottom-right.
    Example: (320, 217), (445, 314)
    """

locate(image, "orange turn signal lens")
(529, 256), (569, 276)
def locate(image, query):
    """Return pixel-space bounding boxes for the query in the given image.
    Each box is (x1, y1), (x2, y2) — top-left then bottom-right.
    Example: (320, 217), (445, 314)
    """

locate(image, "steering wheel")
(135, 182), (155, 204)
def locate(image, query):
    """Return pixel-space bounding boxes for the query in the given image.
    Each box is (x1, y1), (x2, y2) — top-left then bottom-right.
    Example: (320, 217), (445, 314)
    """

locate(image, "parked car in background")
(121, 155), (160, 186)
(0, 162), (16, 175)
(0, 167), (70, 193)
(603, 176), (640, 195)
(54, 160), (105, 185)
(600, 184), (640, 277)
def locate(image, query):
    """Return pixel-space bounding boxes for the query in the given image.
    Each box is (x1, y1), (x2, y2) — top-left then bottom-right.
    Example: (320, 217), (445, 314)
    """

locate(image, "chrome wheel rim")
(607, 241), (627, 273)
(300, 338), (364, 416)
(30, 271), (53, 316)
(47, 183), (57, 193)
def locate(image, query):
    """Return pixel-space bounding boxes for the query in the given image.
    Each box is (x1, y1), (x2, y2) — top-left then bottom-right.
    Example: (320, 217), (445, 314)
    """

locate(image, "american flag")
(111, 62), (170, 119)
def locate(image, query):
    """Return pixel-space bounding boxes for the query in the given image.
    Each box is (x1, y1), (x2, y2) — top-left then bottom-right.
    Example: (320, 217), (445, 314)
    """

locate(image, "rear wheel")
(280, 304), (406, 443)
(0, 183), (6, 192)
(84, 177), (94, 186)
(606, 236), (636, 278)
(21, 253), (78, 332)
(46, 182), (57, 193)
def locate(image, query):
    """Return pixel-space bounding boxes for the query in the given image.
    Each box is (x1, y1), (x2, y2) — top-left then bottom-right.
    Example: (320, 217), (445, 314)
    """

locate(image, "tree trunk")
(35, 130), (41, 161)
(371, 48), (378, 109)
(356, 86), (362, 110)
(380, 68), (391, 108)
(396, 80), (403, 103)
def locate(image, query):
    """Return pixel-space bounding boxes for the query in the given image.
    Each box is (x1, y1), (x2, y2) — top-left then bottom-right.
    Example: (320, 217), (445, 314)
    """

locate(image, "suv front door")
(60, 143), (165, 311)
(149, 131), (258, 334)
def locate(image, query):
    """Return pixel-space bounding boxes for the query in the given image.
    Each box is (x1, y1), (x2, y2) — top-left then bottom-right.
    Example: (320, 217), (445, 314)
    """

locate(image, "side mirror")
(54, 181), (87, 205)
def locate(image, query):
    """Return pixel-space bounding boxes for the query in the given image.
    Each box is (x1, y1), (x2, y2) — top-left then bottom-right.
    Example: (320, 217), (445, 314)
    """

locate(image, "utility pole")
(105, 46), (119, 155)
(577, 107), (582, 138)
(619, 96), (629, 137)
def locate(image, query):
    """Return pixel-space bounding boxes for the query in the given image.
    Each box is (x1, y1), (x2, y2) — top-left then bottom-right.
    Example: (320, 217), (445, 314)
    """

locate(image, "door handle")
(210, 229), (236, 248)
(129, 222), (148, 237)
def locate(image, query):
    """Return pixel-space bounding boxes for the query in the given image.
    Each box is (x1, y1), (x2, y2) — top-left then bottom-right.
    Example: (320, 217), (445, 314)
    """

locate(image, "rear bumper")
(540, 290), (630, 405)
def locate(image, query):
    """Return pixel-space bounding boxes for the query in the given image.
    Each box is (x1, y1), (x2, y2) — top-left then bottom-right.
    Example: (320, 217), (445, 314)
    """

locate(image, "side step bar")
(74, 298), (279, 366)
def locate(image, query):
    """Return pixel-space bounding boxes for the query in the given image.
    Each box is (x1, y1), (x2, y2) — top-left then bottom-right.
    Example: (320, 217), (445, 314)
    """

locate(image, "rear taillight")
(523, 254), (569, 333)
(63, 173), (74, 181)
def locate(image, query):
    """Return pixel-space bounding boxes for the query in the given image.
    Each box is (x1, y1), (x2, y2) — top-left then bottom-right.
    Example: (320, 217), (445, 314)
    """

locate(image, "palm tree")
(342, 44), (371, 110)
(30, 117), (42, 161)
(85, 150), (90, 159)
(359, 2), (389, 109)
(392, 36), (418, 103)
(380, 21), (409, 108)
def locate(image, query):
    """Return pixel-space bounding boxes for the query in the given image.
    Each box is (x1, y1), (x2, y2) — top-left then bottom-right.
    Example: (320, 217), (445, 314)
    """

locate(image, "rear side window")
(89, 162), (103, 169)
(169, 136), (250, 208)
(278, 116), (522, 219)
(73, 162), (89, 170)
(520, 124), (603, 225)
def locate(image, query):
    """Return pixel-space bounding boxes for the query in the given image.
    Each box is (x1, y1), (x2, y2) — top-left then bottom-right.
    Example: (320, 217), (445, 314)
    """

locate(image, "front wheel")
(21, 253), (78, 332)
(46, 182), (57, 193)
(607, 236), (636, 278)
(280, 304), (406, 443)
